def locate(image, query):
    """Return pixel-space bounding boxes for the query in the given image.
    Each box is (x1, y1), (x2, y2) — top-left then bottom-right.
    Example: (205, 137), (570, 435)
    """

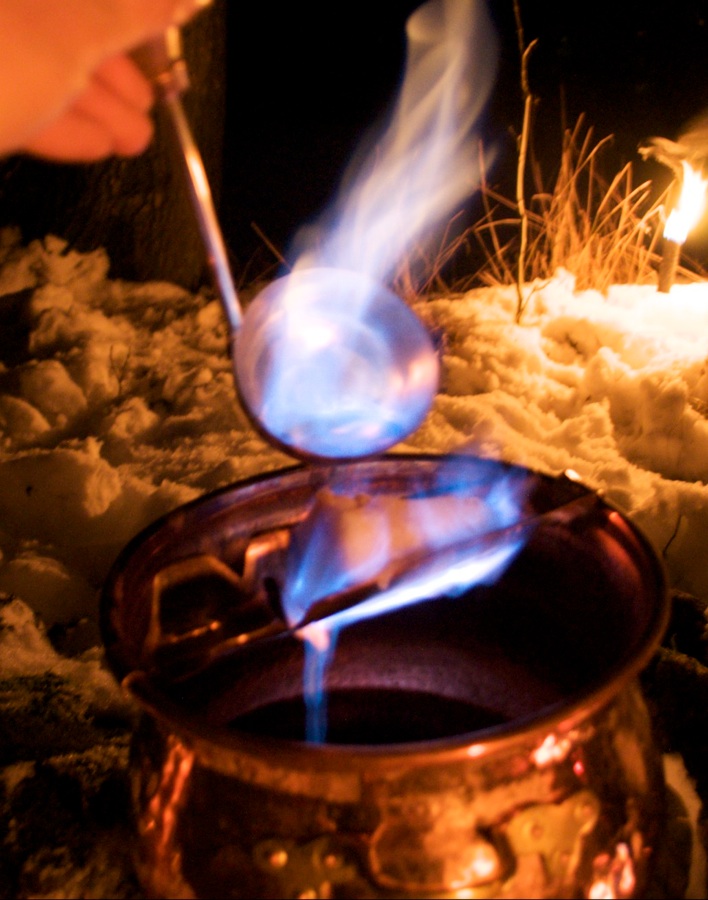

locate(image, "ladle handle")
(132, 28), (243, 331)
(130, 27), (190, 95)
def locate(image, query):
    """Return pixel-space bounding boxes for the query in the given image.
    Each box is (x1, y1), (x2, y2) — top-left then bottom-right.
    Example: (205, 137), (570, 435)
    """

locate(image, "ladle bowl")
(136, 29), (440, 462)
(234, 268), (440, 461)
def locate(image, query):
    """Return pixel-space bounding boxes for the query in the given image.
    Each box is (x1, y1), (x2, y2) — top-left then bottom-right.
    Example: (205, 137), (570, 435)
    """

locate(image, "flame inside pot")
(102, 456), (668, 749)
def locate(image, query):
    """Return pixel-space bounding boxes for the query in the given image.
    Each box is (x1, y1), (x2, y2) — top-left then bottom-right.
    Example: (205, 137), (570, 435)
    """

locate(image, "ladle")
(132, 28), (440, 462)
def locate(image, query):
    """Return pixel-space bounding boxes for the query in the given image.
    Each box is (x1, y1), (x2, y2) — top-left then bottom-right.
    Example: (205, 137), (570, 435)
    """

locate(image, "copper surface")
(101, 455), (670, 898)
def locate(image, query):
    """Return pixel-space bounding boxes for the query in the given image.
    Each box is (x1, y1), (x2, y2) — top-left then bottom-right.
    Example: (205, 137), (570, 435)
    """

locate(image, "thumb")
(0, 0), (213, 157)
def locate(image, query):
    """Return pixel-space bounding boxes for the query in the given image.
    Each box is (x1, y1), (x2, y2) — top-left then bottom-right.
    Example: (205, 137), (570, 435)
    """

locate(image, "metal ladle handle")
(131, 28), (243, 331)
(141, 491), (603, 684)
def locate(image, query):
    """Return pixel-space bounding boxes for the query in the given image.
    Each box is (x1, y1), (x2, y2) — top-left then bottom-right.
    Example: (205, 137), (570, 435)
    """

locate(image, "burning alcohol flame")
(283, 467), (531, 742)
(282, 469), (530, 628)
(664, 160), (708, 244)
(241, 0), (499, 460)
(290, 0), (498, 283)
(257, 0), (505, 739)
(300, 536), (521, 635)
(239, 268), (439, 458)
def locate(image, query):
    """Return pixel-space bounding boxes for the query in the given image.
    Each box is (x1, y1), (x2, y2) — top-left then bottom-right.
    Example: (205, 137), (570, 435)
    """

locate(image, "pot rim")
(101, 453), (670, 768)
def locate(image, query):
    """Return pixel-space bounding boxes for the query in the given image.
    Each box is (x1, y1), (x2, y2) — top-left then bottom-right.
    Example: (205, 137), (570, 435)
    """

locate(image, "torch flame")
(663, 160), (708, 244)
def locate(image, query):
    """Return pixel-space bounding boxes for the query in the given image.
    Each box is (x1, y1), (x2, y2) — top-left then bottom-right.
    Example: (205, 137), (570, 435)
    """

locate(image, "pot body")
(101, 455), (669, 899)
(130, 680), (663, 899)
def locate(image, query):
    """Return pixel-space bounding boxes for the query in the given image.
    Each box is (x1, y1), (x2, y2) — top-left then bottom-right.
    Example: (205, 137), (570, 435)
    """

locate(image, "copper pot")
(101, 455), (669, 899)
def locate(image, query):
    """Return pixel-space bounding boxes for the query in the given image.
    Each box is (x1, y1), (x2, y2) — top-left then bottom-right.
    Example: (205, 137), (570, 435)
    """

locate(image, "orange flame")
(664, 161), (708, 244)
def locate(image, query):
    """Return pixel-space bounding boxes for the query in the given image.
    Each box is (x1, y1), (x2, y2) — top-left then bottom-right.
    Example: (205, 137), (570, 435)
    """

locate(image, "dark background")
(222, 0), (708, 277)
(2, 1), (708, 286)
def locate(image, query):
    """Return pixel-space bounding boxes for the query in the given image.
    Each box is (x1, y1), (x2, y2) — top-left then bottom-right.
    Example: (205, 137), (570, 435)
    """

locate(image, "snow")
(0, 229), (292, 630)
(0, 228), (707, 639)
(405, 270), (708, 600)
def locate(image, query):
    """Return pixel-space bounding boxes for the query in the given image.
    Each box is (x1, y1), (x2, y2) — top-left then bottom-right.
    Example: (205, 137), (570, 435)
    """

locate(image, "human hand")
(0, 0), (211, 162)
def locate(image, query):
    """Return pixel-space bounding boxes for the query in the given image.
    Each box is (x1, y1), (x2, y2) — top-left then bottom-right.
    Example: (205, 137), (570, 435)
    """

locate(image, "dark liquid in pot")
(228, 687), (508, 744)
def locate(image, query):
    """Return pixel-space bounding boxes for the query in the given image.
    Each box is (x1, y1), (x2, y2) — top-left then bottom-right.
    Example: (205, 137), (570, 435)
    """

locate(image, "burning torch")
(639, 129), (708, 293)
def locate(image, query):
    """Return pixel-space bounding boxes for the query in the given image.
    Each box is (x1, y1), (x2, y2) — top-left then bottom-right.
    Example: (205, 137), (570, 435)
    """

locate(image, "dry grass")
(392, 211), (475, 303)
(473, 118), (671, 295)
(252, 117), (707, 317)
(467, 116), (708, 322)
(392, 117), (707, 319)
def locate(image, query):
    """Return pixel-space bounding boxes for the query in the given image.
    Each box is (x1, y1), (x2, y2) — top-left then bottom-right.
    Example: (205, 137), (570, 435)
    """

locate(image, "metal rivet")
(576, 800), (595, 820)
(323, 852), (341, 870)
(268, 848), (289, 869)
(524, 820), (543, 841)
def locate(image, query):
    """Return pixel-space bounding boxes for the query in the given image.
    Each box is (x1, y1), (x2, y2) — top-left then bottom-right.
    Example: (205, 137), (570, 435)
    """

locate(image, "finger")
(0, 1), (210, 158)
(22, 78), (155, 162)
(23, 109), (122, 162)
(92, 54), (154, 114)
(75, 74), (154, 156)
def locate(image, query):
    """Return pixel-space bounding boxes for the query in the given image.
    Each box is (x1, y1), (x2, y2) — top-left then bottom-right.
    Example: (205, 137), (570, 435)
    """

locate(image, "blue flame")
(304, 538), (523, 635)
(282, 466), (529, 628)
(235, 0), (499, 461)
(303, 632), (338, 743)
(238, 268), (440, 459)
(290, 0), (499, 284)
(283, 463), (531, 744)
(262, 0), (503, 737)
